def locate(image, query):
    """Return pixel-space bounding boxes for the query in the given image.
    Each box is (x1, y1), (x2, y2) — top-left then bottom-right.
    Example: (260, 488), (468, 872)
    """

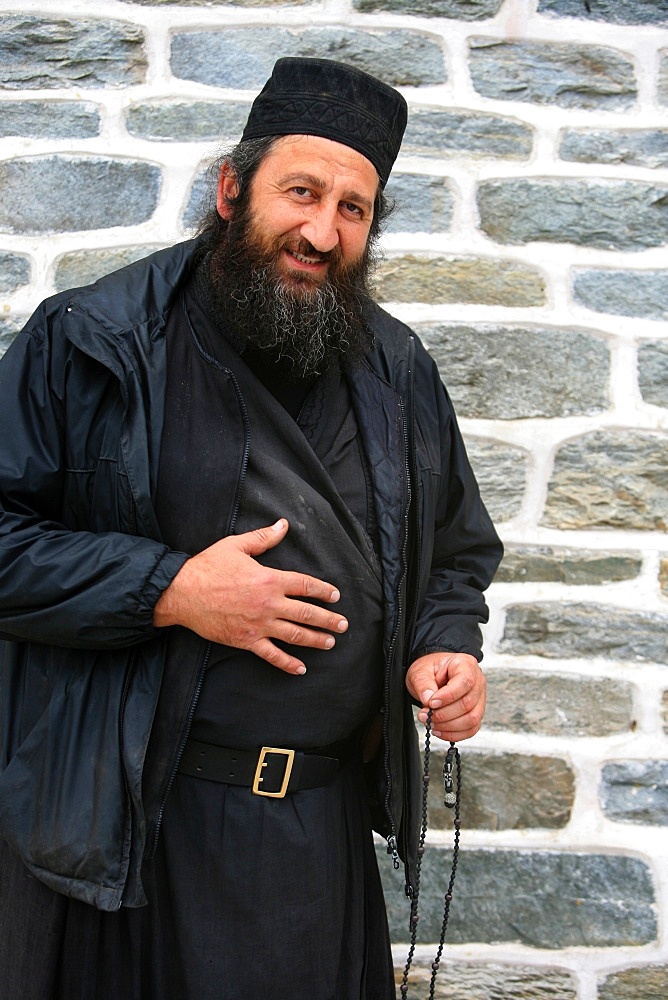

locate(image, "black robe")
(0, 284), (396, 1000)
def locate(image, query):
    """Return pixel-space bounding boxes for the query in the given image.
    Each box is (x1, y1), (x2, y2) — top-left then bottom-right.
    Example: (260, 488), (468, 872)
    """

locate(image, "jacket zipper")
(383, 350), (415, 874)
(150, 640), (212, 856)
(404, 336), (421, 649)
(118, 652), (137, 906)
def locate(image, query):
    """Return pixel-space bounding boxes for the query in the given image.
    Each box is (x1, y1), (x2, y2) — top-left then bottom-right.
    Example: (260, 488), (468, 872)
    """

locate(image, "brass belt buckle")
(252, 746), (295, 798)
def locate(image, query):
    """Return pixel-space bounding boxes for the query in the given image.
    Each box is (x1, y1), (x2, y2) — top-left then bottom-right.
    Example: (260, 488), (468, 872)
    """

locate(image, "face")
(216, 134), (379, 288)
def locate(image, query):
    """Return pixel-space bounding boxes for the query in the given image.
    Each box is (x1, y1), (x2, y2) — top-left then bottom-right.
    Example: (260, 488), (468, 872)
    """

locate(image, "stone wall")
(1, 1), (667, 997)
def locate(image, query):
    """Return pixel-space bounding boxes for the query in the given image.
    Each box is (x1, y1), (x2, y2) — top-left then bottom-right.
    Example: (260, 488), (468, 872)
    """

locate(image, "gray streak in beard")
(235, 267), (358, 377)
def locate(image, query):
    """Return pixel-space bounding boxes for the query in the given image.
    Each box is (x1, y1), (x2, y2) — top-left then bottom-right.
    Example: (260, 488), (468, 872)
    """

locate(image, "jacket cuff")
(410, 643), (483, 664)
(138, 548), (190, 621)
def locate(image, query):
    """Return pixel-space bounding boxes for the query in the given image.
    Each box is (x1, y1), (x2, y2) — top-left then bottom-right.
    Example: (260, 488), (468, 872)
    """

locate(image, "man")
(0, 58), (502, 999)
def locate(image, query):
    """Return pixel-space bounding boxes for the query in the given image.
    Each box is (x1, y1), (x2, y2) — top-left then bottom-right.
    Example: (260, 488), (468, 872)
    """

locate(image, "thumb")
(237, 518), (289, 557)
(406, 657), (440, 707)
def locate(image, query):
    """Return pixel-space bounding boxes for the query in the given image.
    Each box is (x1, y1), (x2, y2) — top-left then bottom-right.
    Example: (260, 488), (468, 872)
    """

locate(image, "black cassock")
(1, 283), (397, 1000)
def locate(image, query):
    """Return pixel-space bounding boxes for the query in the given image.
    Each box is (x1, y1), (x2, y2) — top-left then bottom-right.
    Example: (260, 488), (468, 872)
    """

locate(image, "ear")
(216, 164), (239, 220)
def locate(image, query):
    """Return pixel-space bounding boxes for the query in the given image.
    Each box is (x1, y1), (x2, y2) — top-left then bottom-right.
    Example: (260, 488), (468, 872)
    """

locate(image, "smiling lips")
(283, 239), (332, 269)
(289, 249), (326, 266)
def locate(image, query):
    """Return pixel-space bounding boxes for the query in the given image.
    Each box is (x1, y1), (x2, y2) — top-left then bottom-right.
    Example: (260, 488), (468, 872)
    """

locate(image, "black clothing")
(0, 760), (394, 1000)
(239, 344), (316, 417)
(146, 286), (395, 995)
(0, 238), (503, 915)
(156, 286), (383, 747)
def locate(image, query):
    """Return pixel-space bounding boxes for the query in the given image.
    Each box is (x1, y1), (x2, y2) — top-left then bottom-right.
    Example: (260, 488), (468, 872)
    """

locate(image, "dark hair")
(195, 135), (394, 245)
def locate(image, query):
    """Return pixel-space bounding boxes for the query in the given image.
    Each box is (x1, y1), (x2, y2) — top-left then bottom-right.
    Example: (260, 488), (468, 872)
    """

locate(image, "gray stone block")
(126, 100), (251, 142)
(393, 961), (577, 1000)
(0, 156), (161, 235)
(383, 175), (454, 233)
(601, 761), (668, 825)
(501, 602), (668, 663)
(638, 341), (668, 408)
(54, 245), (166, 293)
(460, 437), (527, 523)
(573, 268), (668, 320)
(496, 546), (642, 585)
(539, 0), (668, 24)
(354, 0), (504, 18)
(402, 108), (533, 160)
(483, 669), (635, 738)
(381, 848), (656, 947)
(543, 430), (668, 531)
(0, 317), (24, 359)
(484, 669), (633, 737)
(663, 690), (668, 733)
(374, 257), (544, 307)
(170, 27), (445, 89)
(599, 965), (668, 1000)
(0, 16), (146, 90)
(560, 128), (668, 168)
(478, 179), (668, 251)
(0, 252), (31, 293)
(0, 100), (100, 138)
(427, 750), (574, 830)
(419, 323), (608, 418)
(469, 38), (636, 110)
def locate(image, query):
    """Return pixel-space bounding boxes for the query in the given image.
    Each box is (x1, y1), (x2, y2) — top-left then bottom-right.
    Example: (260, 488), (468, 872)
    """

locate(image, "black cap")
(240, 57), (407, 187)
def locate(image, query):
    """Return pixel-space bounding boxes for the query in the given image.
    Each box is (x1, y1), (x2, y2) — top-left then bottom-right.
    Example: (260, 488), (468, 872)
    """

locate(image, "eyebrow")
(278, 172), (374, 213)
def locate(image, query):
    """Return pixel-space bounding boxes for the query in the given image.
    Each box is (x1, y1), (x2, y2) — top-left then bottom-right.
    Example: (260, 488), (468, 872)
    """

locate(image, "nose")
(300, 202), (340, 253)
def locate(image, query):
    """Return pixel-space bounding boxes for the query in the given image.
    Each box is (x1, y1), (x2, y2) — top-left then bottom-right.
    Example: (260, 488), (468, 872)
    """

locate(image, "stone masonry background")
(1, 0), (667, 997)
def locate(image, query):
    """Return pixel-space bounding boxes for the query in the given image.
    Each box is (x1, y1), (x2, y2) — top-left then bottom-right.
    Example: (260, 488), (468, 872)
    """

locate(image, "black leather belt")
(178, 738), (354, 798)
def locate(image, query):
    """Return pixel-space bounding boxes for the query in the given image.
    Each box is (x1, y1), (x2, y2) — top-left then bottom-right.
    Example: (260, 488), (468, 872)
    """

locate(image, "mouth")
(279, 238), (334, 276)
(289, 249), (326, 266)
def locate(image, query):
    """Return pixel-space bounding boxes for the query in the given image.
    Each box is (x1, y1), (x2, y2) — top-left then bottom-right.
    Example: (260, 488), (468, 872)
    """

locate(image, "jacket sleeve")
(409, 348), (503, 663)
(0, 308), (189, 650)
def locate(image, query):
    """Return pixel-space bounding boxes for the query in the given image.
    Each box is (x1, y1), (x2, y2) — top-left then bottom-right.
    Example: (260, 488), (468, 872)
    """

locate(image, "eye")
(342, 201), (364, 217)
(291, 186), (312, 198)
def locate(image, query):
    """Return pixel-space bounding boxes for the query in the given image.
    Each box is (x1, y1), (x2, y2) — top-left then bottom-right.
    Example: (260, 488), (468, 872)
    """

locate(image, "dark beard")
(199, 206), (377, 380)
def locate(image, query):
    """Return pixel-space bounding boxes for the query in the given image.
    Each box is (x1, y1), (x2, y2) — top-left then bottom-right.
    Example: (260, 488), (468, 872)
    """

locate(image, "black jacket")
(0, 240), (502, 911)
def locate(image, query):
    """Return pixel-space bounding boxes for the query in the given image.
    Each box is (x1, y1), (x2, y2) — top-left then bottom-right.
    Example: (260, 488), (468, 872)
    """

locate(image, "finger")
(432, 713), (484, 741)
(426, 663), (483, 711)
(283, 597), (348, 635)
(248, 637), (307, 675)
(281, 570), (342, 605)
(406, 667), (439, 707)
(425, 691), (486, 736)
(272, 619), (339, 651)
(422, 679), (469, 711)
(236, 518), (290, 557)
(417, 682), (485, 726)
